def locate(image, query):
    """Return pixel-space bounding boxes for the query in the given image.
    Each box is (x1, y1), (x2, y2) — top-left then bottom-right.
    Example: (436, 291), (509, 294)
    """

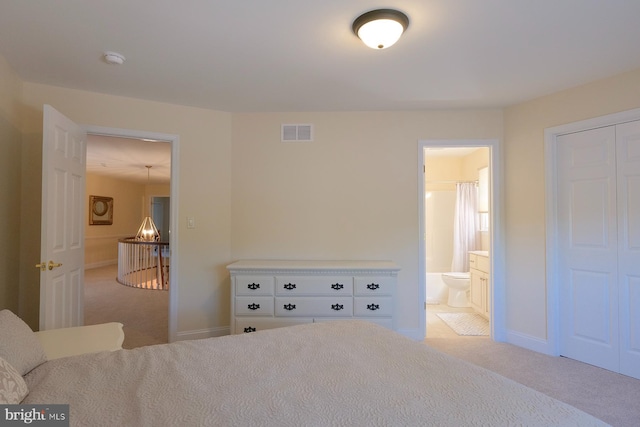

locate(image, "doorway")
(84, 134), (172, 347)
(84, 125), (179, 343)
(151, 197), (171, 242)
(418, 139), (504, 341)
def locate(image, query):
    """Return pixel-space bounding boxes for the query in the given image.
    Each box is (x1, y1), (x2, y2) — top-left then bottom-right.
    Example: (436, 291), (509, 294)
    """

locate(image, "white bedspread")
(24, 321), (608, 426)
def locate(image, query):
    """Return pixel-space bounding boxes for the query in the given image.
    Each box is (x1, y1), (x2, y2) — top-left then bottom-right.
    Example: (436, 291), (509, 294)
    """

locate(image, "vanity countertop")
(469, 250), (489, 257)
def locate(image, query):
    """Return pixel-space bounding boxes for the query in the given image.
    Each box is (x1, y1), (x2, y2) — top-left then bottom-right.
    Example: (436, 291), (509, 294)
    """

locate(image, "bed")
(1, 310), (608, 426)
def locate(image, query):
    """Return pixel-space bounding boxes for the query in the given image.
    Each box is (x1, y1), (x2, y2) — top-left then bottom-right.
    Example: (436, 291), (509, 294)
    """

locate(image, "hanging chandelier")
(135, 165), (160, 242)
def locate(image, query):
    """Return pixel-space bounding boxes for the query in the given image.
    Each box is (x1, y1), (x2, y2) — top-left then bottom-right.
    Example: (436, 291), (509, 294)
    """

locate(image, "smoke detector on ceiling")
(103, 51), (125, 65)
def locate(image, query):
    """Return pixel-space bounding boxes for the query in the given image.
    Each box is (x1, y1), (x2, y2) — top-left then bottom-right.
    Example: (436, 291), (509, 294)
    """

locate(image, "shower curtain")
(451, 182), (480, 272)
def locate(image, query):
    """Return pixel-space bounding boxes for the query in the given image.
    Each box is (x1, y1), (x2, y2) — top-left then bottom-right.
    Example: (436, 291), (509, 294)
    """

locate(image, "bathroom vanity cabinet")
(469, 251), (490, 320)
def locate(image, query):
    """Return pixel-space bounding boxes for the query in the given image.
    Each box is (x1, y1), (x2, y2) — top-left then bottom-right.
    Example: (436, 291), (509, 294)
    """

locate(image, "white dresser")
(227, 260), (400, 334)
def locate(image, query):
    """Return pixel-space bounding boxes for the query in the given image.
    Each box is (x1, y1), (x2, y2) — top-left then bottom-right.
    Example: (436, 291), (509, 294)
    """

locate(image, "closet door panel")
(615, 120), (640, 379)
(557, 126), (619, 372)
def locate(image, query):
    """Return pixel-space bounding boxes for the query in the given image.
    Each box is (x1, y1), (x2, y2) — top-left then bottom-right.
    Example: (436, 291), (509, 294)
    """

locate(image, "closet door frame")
(544, 107), (640, 356)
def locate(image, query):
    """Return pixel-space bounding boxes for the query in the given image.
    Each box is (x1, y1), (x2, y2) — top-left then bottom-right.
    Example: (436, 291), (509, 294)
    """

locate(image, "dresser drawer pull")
(331, 283), (344, 290)
(367, 303), (380, 311)
(283, 303), (296, 311)
(247, 283), (260, 290)
(244, 327), (256, 333)
(247, 303), (260, 310)
(331, 303), (344, 311)
(366, 283), (380, 290)
(283, 283), (297, 290)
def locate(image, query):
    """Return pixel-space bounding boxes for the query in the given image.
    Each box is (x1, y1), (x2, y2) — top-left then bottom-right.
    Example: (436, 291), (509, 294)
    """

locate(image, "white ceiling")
(2, 2), (640, 182)
(2, 1), (640, 113)
(86, 135), (171, 184)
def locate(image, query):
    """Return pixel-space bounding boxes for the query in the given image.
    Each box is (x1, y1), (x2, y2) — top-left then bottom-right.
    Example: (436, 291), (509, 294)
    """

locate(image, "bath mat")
(436, 312), (489, 336)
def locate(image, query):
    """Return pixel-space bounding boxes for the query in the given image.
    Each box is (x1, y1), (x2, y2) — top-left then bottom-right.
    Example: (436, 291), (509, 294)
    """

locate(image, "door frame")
(544, 107), (640, 355)
(84, 125), (180, 343)
(417, 139), (505, 341)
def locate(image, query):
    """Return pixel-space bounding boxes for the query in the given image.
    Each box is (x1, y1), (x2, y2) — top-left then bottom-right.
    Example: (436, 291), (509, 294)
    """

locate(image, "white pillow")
(0, 356), (28, 404)
(0, 310), (48, 375)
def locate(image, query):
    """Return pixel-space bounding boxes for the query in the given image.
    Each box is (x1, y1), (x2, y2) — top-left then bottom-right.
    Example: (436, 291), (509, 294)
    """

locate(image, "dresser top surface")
(227, 260), (400, 272)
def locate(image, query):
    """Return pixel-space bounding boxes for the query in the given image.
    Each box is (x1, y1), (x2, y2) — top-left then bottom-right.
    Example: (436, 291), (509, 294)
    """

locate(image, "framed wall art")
(89, 195), (113, 225)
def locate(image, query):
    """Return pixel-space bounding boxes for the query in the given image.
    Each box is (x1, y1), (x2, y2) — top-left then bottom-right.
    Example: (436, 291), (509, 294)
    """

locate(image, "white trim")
(544, 107), (640, 356)
(417, 139), (505, 341)
(506, 330), (552, 355)
(83, 124), (180, 343)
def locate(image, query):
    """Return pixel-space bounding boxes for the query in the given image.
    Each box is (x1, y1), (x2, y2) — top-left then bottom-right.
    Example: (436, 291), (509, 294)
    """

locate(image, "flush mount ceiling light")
(352, 9), (409, 49)
(103, 51), (125, 65)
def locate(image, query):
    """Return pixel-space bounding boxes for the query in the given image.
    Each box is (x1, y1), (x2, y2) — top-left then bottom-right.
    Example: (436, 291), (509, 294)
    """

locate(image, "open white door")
(39, 105), (87, 330)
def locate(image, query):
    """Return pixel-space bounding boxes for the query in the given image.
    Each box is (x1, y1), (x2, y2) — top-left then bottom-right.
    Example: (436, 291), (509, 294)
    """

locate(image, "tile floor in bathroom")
(426, 303), (476, 338)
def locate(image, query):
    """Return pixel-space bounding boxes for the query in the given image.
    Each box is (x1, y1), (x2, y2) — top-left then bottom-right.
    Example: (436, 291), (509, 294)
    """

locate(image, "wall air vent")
(281, 124), (313, 142)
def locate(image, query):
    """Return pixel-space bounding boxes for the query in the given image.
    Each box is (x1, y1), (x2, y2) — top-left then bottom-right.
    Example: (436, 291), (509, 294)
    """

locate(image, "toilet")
(441, 272), (471, 307)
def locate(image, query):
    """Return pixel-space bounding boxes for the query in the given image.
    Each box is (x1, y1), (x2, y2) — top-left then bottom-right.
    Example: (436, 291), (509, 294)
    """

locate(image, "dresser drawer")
(354, 277), (395, 296)
(275, 297), (353, 317)
(235, 276), (274, 296)
(235, 318), (311, 334)
(354, 296), (393, 317)
(275, 277), (353, 296)
(235, 297), (274, 316)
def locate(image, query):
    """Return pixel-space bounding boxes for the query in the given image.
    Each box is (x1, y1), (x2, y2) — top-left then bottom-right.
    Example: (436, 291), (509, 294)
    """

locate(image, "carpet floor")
(84, 264), (168, 349)
(425, 336), (640, 427)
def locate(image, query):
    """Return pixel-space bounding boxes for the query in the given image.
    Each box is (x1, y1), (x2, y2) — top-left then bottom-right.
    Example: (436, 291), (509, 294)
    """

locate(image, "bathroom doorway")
(417, 139), (505, 341)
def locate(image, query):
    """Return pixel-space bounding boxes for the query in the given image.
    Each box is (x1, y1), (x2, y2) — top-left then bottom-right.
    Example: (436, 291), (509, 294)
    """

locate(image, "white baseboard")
(174, 326), (230, 341)
(506, 329), (553, 355)
(85, 260), (117, 270)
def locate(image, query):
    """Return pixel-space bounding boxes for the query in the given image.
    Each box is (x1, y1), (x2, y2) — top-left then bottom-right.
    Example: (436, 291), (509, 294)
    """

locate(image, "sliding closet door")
(557, 126), (619, 372)
(616, 120), (640, 379)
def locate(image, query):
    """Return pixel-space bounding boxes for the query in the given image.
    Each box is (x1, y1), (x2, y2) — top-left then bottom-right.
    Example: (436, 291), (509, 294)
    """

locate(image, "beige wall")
(425, 156), (461, 191)
(20, 82), (233, 335)
(503, 68), (640, 340)
(85, 173), (146, 268)
(231, 111), (503, 332)
(0, 54), (22, 314)
(425, 148), (489, 190)
(461, 147), (489, 181)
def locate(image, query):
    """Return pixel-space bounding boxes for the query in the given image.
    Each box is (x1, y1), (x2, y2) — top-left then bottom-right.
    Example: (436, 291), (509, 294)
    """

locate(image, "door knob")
(35, 261), (63, 271)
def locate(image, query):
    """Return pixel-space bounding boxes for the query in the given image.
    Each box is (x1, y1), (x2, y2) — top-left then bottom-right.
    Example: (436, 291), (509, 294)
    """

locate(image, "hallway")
(84, 264), (168, 349)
